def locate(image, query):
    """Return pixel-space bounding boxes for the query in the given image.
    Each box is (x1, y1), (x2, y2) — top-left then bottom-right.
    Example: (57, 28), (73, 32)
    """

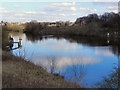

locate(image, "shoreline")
(2, 50), (81, 88)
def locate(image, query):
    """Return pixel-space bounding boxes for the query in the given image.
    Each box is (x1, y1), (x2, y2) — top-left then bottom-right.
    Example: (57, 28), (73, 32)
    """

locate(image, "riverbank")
(23, 12), (120, 39)
(2, 50), (81, 88)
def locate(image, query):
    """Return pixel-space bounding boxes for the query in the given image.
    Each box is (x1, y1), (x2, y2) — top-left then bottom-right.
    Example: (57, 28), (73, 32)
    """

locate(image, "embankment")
(2, 51), (81, 88)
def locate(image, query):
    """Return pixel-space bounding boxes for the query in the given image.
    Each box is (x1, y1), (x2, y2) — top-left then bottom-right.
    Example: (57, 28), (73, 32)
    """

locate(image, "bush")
(24, 22), (43, 35)
(6, 23), (24, 32)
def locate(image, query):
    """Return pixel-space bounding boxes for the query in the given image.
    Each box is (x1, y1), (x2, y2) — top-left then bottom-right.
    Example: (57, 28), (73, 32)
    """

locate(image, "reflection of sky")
(11, 33), (118, 87)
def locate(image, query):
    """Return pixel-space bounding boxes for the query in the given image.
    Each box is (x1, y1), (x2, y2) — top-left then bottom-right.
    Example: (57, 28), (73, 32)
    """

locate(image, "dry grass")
(2, 51), (81, 88)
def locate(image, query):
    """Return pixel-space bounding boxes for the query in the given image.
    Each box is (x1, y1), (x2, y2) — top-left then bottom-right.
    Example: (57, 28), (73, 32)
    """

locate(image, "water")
(10, 33), (118, 88)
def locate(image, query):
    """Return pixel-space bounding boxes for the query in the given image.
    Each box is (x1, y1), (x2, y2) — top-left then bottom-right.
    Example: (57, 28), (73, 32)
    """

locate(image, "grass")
(2, 51), (81, 88)
(3, 23), (24, 32)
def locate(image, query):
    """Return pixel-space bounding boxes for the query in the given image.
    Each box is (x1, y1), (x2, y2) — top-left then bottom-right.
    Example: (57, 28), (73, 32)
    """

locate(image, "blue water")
(10, 33), (118, 88)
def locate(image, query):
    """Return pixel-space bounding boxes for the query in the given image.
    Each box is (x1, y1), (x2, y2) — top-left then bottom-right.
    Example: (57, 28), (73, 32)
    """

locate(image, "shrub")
(6, 23), (24, 32)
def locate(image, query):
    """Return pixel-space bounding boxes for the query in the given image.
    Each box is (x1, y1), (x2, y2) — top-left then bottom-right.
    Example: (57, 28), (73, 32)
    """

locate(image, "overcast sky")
(0, 0), (119, 22)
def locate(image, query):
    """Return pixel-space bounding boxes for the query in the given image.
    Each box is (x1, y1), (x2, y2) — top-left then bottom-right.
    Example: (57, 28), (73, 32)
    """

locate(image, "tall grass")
(6, 23), (24, 32)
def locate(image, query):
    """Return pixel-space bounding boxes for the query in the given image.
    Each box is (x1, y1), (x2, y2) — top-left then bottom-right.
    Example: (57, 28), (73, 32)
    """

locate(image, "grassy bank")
(2, 28), (81, 88)
(2, 23), (24, 32)
(2, 51), (81, 88)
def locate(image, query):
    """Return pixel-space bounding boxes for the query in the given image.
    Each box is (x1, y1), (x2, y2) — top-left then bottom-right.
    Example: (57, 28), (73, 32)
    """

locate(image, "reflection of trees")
(95, 67), (119, 88)
(25, 33), (43, 42)
(47, 56), (57, 74)
(25, 34), (120, 56)
(71, 65), (86, 86)
(66, 58), (86, 87)
(25, 33), (120, 87)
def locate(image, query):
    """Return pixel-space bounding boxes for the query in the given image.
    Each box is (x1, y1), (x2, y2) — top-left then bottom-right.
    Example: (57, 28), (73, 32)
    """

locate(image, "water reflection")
(10, 33), (119, 87)
(32, 56), (101, 73)
(26, 33), (120, 55)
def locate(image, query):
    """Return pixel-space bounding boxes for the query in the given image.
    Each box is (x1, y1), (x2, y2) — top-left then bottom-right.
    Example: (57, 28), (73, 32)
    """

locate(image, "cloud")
(70, 7), (77, 11)
(0, 10), (9, 13)
(14, 14), (25, 16)
(107, 6), (118, 9)
(60, 13), (66, 16)
(79, 8), (97, 13)
(80, 8), (90, 10)
(24, 11), (47, 15)
(43, 3), (78, 12)
(19, 17), (26, 20)
(25, 11), (38, 14)
(41, 39), (78, 51)
(90, 9), (97, 12)
(39, 12), (47, 14)
(52, 2), (76, 6)
(94, 47), (113, 56)
(32, 55), (101, 72)
(56, 56), (101, 68)
(14, 5), (22, 7)
(0, 8), (6, 10)
(102, 9), (118, 13)
(72, 13), (77, 16)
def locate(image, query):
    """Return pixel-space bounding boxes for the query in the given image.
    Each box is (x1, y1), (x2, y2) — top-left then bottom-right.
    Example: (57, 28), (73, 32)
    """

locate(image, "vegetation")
(2, 51), (81, 88)
(24, 22), (43, 35)
(2, 23), (24, 32)
(2, 25), (81, 88)
(23, 12), (120, 39)
(95, 67), (119, 88)
(1, 12), (120, 88)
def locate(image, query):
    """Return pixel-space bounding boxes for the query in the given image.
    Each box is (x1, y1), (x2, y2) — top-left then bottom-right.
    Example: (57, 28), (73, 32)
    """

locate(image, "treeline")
(72, 12), (120, 38)
(75, 12), (120, 29)
(23, 21), (73, 35)
(24, 12), (120, 38)
(2, 12), (120, 38)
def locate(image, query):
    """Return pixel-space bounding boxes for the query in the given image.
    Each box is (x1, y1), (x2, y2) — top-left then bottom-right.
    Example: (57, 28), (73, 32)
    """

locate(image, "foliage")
(24, 22), (43, 35)
(23, 12), (120, 39)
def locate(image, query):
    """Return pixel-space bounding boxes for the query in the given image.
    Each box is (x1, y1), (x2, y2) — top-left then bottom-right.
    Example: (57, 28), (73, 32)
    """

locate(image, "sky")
(0, 0), (119, 22)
